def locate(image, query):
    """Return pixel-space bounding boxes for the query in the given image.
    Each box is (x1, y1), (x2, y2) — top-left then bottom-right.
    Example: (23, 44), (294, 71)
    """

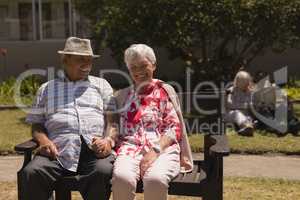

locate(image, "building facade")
(0, 0), (90, 41)
(0, 0), (105, 81)
(0, 0), (299, 83)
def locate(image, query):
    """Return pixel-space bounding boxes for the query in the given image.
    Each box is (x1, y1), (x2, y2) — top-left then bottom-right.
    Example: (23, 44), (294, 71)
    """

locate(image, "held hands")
(91, 137), (112, 158)
(37, 140), (58, 160)
(140, 149), (159, 178)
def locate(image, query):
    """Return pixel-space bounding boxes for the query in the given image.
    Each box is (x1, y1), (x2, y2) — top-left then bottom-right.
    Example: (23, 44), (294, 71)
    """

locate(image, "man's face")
(64, 55), (93, 81)
(128, 58), (156, 86)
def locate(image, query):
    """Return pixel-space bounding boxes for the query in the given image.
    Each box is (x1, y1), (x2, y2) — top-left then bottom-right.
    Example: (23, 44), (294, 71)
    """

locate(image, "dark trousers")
(21, 139), (115, 200)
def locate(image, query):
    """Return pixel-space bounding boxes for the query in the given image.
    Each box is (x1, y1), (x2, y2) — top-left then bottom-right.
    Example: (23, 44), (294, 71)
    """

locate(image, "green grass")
(187, 101), (300, 155)
(222, 177), (300, 200)
(0, 109), (299, 155)
(189, 130), (300, 155)
(0, 109), (31, 154)
(1, 177), (300, 200)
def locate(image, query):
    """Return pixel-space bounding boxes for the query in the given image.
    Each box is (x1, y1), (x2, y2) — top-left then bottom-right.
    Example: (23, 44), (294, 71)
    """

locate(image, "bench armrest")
(14, 139), (38, 152)
(15, 139), (38, 169)
(208, 135), (230, 157)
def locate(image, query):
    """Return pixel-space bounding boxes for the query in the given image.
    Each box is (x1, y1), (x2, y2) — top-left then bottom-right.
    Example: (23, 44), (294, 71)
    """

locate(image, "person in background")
(226, 71), (255, 136)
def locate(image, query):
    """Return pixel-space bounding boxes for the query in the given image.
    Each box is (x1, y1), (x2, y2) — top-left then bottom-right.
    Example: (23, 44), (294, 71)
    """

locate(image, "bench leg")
(203, 157), (224, 200)
(17, 171), (24, 200)
(55, 189), (71, 200)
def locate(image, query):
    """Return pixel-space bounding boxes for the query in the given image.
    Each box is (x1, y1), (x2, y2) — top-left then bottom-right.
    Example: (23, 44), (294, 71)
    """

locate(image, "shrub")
(287, 87), (300, 100)
(0, 76), (42, 105)
(75, 0), (300, 82)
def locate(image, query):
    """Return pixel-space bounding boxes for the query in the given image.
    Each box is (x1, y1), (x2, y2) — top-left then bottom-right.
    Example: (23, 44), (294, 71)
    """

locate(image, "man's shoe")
(238, 125), (254, 137)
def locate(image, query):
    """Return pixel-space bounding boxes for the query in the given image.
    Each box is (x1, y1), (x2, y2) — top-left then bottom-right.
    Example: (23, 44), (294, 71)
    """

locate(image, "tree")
(75, 0), (300, 83)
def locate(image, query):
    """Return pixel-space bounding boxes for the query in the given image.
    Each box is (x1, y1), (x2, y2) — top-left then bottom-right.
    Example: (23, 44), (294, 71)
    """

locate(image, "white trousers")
(226, 110), (253, 127)
(112, 149), (180, 200)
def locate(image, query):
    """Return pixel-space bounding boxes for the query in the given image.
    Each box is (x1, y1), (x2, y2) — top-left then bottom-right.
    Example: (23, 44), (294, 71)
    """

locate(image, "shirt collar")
(57, 69), (90, 83)
(134, 79), (162, 95)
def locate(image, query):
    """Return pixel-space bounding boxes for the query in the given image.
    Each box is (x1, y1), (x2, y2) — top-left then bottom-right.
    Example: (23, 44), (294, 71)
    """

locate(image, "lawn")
(189, 130), (300, 155)
(0, 109), (31, 155)
(0, 109), (300, 155)
(1, 177), (299, 200)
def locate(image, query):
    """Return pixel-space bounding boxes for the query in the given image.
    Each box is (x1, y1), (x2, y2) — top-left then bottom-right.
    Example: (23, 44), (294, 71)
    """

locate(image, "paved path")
(1, 154), (300, 182)
(193, 153), (300, 181)
(0, 156), (23, 182)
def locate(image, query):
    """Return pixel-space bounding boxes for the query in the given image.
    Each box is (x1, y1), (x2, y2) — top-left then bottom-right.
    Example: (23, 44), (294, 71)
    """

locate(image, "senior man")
(21, 37), (117, 200)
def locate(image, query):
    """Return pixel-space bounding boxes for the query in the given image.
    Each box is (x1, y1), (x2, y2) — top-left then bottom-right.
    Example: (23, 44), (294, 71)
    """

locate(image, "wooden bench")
(15, 134), (229, 200)
(15, 90), (230, 200)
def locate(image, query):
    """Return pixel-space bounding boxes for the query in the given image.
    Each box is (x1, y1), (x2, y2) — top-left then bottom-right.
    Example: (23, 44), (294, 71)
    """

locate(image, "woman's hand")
(139, 135), (174, 177)
(91, 137), (112, 158)
(140, 150), (159, 177)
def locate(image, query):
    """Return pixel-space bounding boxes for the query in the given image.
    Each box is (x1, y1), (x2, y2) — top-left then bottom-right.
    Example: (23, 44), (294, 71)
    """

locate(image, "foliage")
(286, 87), (300, 100)
(0, 76), (42, 105)
(294, 104), (300, 117)
(75, 0), (300, 82)
(288, 76), (300, 87)
(0, 78), (15, 99)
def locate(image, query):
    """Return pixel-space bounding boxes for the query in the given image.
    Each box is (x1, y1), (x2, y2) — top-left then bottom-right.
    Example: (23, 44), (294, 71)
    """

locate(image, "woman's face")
(237, 80), (251, 91)
(128, 58), (156, 86)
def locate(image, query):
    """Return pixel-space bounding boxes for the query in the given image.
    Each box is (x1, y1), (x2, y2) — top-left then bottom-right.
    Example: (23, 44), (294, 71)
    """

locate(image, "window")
(0, 0), (90, 41)
(64, 2), (70, 37)
(75, 14), (92, 38)
(37, 0), (68, 40)
(18, 3), (34, 40)
(0, 6), (8, 39)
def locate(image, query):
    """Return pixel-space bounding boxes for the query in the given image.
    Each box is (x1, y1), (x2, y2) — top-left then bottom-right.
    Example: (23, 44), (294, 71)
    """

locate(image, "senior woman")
(112, 44), (193, 200)
(226, 71), (255, 136)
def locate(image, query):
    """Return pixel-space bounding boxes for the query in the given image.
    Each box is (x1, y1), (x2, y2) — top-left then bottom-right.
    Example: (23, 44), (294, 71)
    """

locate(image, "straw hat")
(58, 37), (99, 58)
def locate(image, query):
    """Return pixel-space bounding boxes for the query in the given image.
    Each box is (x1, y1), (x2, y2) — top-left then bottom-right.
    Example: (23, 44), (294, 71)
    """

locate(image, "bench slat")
(55, 161), (208, 197)
(136, 160), (207, 196)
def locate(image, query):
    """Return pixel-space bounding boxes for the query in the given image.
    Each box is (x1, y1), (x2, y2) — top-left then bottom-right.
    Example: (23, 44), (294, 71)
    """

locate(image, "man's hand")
(37, 140), (58, 160)
(32, 125), (58, 160)
(91, 137), (112, 158)
(140, 150), (159, 178)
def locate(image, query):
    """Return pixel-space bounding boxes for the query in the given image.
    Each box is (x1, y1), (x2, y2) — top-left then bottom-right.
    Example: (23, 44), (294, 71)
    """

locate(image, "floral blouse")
(116, 79), (181, 157)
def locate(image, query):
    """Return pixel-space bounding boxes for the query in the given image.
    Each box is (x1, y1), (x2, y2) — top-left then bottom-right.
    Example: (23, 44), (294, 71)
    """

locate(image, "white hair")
(124, 44), (156, 68)
(234, 71), (252, 89)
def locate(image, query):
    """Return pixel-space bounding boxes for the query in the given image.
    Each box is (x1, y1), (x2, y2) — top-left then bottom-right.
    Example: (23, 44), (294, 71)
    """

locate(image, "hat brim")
(58, 51), (100, 58)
